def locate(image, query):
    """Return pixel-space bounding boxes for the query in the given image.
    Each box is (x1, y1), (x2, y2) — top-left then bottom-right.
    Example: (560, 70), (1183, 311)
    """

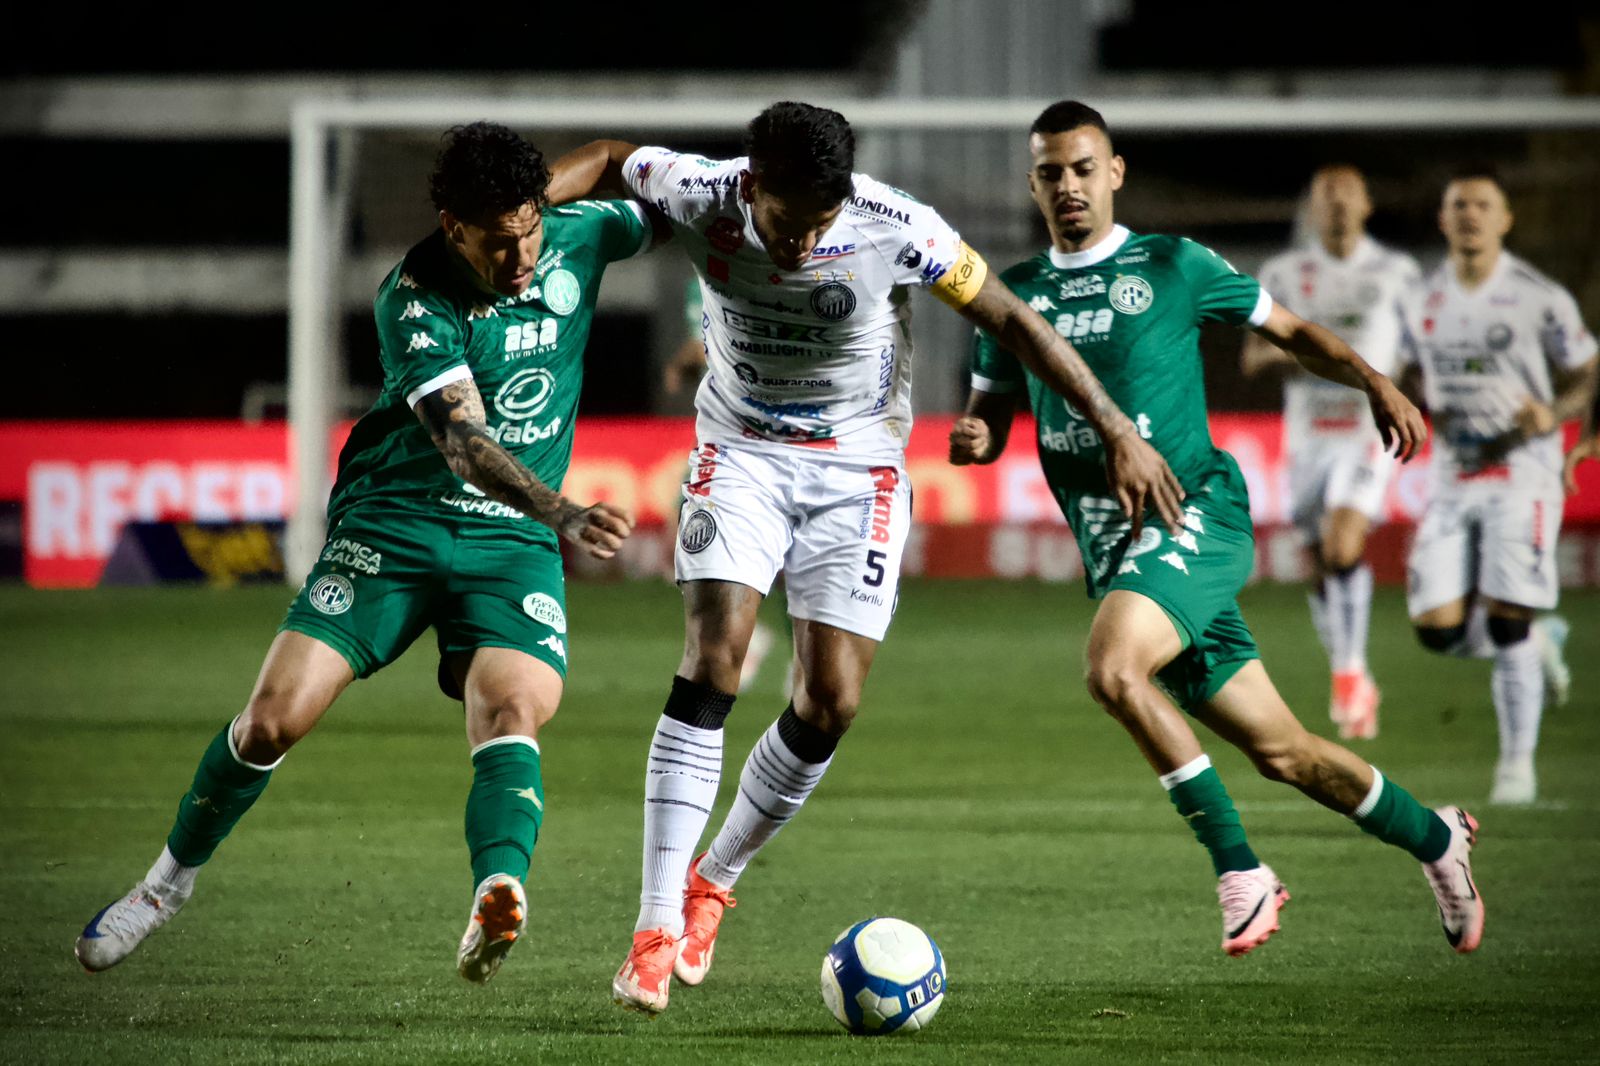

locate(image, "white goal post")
(286, 94), (1600, 582)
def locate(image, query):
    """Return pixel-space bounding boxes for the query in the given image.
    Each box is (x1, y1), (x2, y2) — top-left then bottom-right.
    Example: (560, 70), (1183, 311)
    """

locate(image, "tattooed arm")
(954, 271), (1186, 535)
(414, 377), (634, 558)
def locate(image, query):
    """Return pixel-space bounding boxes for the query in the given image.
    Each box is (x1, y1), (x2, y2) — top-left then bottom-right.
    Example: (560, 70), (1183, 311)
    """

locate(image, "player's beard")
(1055, 200), (1093, 243)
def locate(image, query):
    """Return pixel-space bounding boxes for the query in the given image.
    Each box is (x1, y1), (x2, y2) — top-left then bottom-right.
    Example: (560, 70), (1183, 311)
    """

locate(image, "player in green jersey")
(75, 122), (651, 984)
(950, 101), (1484, 957)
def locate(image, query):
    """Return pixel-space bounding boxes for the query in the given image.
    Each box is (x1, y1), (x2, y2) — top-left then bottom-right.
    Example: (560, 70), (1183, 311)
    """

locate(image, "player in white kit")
(548, 102), (1186, 1014)
(1401, 169), (1596, 806)
(1244, 166), (1421, 739)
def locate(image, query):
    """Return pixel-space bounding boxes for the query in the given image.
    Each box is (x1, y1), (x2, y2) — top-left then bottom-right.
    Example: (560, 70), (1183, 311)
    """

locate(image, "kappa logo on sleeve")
(406, 332), (439, 352)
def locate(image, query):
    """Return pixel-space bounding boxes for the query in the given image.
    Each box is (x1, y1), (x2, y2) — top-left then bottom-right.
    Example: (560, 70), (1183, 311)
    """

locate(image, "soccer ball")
(819, 917), (946, 1035)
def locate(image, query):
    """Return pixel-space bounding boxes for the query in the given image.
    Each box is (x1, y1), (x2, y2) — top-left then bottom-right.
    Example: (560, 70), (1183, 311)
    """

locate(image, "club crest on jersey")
(309, 574), (354, 615)
(810, 282), (857, 322)
(542, 269), (581, 316)
(1109, 276), (1154, 315)
(707, 216), (745, 255)
(522, 592), (567, 633)
(680, 509), (717, 554)
(494, 367), (556, 420)
(1485, 323), (1514, 351)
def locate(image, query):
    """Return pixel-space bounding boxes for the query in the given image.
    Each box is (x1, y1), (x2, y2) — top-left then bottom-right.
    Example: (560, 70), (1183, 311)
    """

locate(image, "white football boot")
(1422, 806), (1484, 953)
(1489, 755), (1537, 807)
(75, 880), (191, 972)
(456, 874), (527, 983)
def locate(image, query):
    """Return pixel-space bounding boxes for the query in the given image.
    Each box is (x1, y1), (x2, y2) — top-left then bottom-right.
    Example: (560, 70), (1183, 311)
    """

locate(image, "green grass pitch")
(2, 580), (1597, 1064)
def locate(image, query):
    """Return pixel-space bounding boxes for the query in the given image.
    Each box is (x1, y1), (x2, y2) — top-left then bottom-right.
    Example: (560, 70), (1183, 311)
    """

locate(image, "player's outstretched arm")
(954, 270), (1185, 534)
(414, 379), (634, 558)
(1253, 303), (1427, 461)
(948, 389), (1015, 466)
(546, 140), (641, 205)
(1239, 332), (1296, 378)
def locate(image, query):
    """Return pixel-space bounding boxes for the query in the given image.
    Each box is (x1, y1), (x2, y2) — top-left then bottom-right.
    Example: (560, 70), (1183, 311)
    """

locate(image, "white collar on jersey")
(1047, 224), (1130, 269)
(1445, 247), (1511, 298)
(1309, 234), (1375, 266)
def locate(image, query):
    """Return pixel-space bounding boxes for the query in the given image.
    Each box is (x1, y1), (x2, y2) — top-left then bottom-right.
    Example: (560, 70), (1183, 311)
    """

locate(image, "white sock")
(637, 716), (723, 935)
(1457, 605), (1496, 659)
(699, 718), (834, 888)
(146, 845), (198, 896)
(1307, 589), (1335, 661)
(1492, 637), (1544, 761)
(1325, 564), (1373, 674)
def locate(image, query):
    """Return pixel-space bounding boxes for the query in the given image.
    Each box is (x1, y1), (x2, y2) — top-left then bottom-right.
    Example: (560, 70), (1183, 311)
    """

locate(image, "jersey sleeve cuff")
(1247, 288), (1274, 328)
(971, 372), (1019, 394)
(621, 200), (652, 259)
(404, 364), (473, 409)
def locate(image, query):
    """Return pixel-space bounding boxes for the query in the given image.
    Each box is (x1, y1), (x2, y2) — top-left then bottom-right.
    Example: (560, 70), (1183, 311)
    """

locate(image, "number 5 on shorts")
(863, 549), (886, 588)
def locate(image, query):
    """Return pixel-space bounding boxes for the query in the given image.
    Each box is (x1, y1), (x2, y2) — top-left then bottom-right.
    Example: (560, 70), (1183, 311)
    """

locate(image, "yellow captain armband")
(929, 242), (989, 309)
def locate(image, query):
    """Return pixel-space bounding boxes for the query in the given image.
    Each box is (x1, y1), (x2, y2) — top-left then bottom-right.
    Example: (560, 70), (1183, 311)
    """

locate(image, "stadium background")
(4, 4), (1600, 1063)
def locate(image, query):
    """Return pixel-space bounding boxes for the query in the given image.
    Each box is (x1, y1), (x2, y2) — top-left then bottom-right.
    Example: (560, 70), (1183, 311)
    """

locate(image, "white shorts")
(673, 441), (911, 642)
(1406, 486), (1563, 615)
(1288, 437), (1396, 535)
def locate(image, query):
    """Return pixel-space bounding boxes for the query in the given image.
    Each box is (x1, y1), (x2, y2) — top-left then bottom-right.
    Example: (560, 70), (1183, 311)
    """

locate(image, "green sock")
(165, 720), (276, 867)
(1353, 769), (1451, 863)
(1164, 760), (1259, 876)
(466, 737), (544, 887)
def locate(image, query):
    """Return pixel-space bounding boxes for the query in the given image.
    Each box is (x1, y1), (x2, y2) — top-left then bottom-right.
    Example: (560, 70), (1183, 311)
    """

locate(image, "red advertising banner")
(3, 416), (1598, 588)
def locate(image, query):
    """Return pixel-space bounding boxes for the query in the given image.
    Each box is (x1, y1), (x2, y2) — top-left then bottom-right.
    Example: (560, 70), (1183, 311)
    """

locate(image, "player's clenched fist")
(948, 416), (992, 465)
(558, 501), (636, 559)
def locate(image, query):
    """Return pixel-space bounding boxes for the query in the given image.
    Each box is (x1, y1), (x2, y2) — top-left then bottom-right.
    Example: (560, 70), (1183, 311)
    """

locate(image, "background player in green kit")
(950, 101), (1484, 958)
(75, 123), (649, 984)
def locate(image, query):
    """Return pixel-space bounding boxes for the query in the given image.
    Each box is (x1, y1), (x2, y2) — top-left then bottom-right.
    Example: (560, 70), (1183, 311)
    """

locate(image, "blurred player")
(1400, 169), (1596, 805)
(74, 123), (651, 982)
(1243, 166), (1422, 738)
(552, 101), (1185, 1014)
(952, 101), (1481, 959)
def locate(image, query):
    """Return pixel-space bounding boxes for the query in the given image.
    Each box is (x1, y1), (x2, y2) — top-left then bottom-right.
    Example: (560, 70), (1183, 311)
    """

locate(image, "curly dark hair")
(428, 122), (550, 222)
(745, 101), (855, 205)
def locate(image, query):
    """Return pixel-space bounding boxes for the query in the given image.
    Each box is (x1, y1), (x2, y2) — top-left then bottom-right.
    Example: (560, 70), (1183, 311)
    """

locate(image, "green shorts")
(1099, 495), (1260, 712)
(281, 508), (569, 697)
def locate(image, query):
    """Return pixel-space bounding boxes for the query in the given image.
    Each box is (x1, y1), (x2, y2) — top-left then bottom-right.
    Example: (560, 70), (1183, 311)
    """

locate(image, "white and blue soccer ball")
(820, 916), (946, 1035)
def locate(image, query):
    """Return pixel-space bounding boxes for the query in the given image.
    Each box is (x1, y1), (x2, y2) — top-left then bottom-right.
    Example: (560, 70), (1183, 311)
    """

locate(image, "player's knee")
(1414, 623), (1466, 654)
(474, 691), (556, 739)
(1084, 658), (1142, 714)
(234, 701), (308, 762)
(1321, 548), (1364, 575)
(797, 676), (860, 735)
(1251, 734), (1315, 787)
(1487, 615), (1531, 647)
(681, 638), (747, 692)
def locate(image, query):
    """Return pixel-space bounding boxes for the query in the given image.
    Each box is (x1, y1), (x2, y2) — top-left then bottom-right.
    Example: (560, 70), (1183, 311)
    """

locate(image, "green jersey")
(972, 225), (1271, 596)
(327, 200), (650, 544)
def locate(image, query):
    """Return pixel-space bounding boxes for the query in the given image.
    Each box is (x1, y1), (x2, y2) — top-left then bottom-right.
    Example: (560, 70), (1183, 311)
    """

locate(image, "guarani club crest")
(309, 574), (354, 615)
(1108, 275), (1154, 315)
(541, 269), (581, 316)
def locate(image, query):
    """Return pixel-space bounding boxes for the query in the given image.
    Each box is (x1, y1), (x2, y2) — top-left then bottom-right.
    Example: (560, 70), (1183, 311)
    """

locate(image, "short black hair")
(428, 122), (550, 223)
(745, 101), (855, 205)
(1030, 100), (1112, 150)
(1446, 162), (1506, 191)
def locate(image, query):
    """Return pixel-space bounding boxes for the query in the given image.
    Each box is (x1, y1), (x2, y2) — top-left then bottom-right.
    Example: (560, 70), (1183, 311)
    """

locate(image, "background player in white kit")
(549, 102), (1186, 1014)
(1401, 168), (1596, 806)
(1244, 166), (1421, 739)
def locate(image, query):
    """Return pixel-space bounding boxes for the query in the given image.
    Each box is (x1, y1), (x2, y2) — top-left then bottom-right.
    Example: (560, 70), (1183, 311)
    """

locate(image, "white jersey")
(625, 147), (968, 463)
(1401, 252), (1597, 489)
(1258, 237), (1421, 446)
